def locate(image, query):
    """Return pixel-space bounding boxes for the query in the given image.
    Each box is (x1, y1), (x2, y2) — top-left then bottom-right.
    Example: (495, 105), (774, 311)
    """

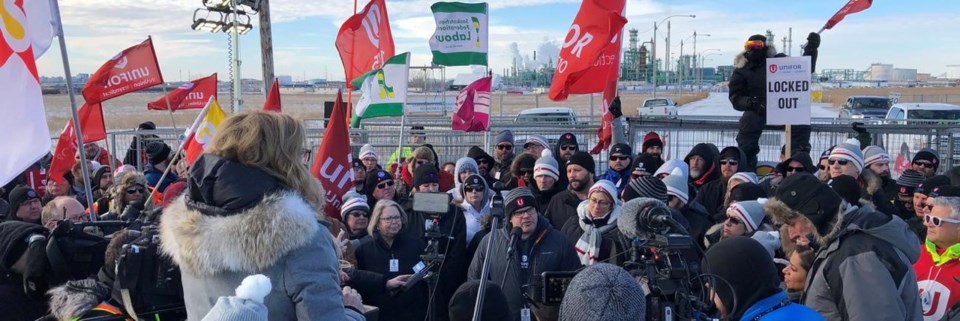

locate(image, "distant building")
(865, 63), (917, 82)
(716, 65), (734, 81)
(277, 75), (293, 85)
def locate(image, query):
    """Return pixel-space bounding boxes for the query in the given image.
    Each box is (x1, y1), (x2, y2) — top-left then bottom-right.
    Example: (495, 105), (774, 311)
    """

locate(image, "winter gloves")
(803, 32), (821, 72)
(609, 96), (623, 118)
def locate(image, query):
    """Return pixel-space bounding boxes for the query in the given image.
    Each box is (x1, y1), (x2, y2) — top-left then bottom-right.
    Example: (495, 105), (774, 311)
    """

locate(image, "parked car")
(839, 96), (892, 120)
(513, 107), (583, 125)
(637, 98), (678, 117)
(512, 107), (587, 147)
(885, 103), (960, 123)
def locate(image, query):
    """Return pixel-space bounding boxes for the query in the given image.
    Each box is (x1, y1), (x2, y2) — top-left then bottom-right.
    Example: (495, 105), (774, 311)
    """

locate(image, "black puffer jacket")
(543, 190), (582, 230)
(398, 200), (468, 321)
(729, 41), (819, 116)
(467, 216), (580, 321)
(351, 232), (429, 321)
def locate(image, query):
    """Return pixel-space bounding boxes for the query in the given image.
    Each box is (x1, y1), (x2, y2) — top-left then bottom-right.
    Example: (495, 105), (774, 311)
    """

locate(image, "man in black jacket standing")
(468, 188), (580, 321)
(544, 151), (596, 230)
(729, 33), (820, 170)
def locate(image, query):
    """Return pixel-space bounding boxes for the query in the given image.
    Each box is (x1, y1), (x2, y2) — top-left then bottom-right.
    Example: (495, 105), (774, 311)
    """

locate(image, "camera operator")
(468, 187), (579, 321)
(0, 221), (50, 321)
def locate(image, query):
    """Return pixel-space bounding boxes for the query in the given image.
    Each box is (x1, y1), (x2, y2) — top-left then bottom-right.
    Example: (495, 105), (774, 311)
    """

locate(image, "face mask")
(746, 49), (766, 62)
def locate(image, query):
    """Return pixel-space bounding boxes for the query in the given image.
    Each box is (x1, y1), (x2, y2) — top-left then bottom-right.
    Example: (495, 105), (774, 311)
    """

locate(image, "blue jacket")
(741, 291), (824, 321)
(144, 166), (178, 193)
(597, 166), (631, 194)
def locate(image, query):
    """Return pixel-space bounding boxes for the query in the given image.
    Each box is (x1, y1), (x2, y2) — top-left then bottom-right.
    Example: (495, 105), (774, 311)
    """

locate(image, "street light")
(699, 49), (721, 89)
(678, 32), (708, 94)
(652, 14), (695, 98)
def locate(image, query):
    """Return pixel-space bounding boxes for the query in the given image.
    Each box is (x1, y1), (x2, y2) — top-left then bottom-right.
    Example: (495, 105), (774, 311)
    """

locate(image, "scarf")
(574, 201), (621, 265)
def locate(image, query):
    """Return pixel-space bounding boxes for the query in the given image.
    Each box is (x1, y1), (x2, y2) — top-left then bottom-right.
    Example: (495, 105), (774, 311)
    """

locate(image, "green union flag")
(350, 52), (410, 127)
(428, 2), (488, 66)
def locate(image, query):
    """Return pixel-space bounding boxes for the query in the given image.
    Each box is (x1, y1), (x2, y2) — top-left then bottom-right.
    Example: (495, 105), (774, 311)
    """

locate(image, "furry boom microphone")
(618, 198), (675, 239)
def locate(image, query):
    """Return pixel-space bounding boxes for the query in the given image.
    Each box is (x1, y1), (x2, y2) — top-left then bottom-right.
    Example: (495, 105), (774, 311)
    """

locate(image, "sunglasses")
(415, 159), (430, 165)
(126, 186), (146, 194)
(828, 159), (850, 166)
(477, 159), (491, 165)
(924, 214), (960, 227)
(609, 155), (629, 161)
(348, 211), (370, 218)
(560, 145), (578, 151)
(922, 203), (935, 212)
(913, 161), (934, 169)
(496, 144), (513, 151)
(464, 186), (485, 193)
(726, 216), (743, 225)
(377, 181), (395, 189)
(518, 168), (533, 176)
(818, 164), (826, 171)
(785, 166), (805, 173)
(744, 40), (765, 50)
(720, 159), (739, 166)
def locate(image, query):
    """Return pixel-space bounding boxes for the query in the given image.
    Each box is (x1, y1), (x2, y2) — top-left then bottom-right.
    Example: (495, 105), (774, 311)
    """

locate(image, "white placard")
(766, 56), (812, 125)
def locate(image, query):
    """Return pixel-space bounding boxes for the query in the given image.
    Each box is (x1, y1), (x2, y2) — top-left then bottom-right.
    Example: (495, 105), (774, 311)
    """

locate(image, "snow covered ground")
(678, 92), (839, 118)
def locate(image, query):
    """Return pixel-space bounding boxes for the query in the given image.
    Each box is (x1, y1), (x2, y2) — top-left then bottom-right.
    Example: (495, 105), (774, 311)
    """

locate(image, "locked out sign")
(766, 56), (812, 125)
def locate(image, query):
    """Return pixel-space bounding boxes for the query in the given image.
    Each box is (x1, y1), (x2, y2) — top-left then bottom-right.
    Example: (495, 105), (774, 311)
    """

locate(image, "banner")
(429, 2), (488, 66)
(336, 0), (395, 89)
(452, 76), (491, 132)
(262, 79), (281, 112)
(548, 0), (626, 101)
(48, 103), (105, 183)
(823, 0), (873, 30)
(82, 37), (164, 104)
(765, 56), (812, 126)
(589, 0), (626, 154)
(182, 97), (228, 165)
(0, 0), (53, 185)
(147, 73), (217, 111)
(311, 90), (355, 220)
(350, 52), (409, 127)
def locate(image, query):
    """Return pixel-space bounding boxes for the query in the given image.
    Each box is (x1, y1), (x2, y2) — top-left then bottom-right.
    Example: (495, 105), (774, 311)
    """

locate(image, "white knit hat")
(589, 180), (621, 206)
(201, 274), (271, 321)
(534, 150), (560, 180)
(359, 144), (378, 161)
(862, 145), (890, 167)
(524, 135), (549, 150)
(661, 168), (689, 204)
(726, 199), (767, 233)
(729, 172), (758, 185)
(654, 159), (689, 178)
(829, 142), (864, 173)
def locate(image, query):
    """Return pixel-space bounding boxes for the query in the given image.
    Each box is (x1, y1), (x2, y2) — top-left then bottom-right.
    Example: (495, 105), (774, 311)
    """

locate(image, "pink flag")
(452, 76), (492, 132)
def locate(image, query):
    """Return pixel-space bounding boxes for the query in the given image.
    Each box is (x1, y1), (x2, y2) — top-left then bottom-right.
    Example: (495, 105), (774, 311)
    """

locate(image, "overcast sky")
(35, 0), (960, 82)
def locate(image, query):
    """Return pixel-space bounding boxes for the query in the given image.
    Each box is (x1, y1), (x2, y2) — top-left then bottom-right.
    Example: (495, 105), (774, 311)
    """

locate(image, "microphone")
(618, 198), (671, 239)
(506, 227), (522, 258)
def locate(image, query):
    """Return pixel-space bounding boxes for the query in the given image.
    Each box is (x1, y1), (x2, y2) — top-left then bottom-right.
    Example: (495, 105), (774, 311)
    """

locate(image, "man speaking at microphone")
(468, 187), (580, 321)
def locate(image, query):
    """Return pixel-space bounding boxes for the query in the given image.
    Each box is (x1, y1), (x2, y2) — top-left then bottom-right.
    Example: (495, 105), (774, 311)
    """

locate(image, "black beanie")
(138, 121), (156, 130)
(916, 175), (951, 196)
(827, 175), (861, 205)
(913, 149), (940, 171)
(704, 237), (781, 321)
(633, 154), (663, 175)
(504, 187), (537, 216)
(7, 185), (38, 218)
(930, 185), (960, 198)
(558, 132), (578, 148)
(466, 146), (494, 167)
(729, 183), (766, 203)
(566, 151), (595, 174)
(747, 34), (767, 43)
(364, 170), (393, 195)
(145, 142), (171, 165)
(609, 143), (632, 157)
(774, 173), (843, 237)
(448, 280), (509, 321)
(413, 164), (439, 188)
(719, 147), (742, 162)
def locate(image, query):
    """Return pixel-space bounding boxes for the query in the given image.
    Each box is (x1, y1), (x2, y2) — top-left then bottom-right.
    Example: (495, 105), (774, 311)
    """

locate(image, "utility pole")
(665, 21), (671, 91)
(259, 0), (275, 94)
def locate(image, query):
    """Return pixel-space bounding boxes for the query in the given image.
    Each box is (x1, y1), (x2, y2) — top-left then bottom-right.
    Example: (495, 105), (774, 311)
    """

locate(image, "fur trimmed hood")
(859, 168), (883, 197)
(764, 197), (849, 246)
(510, 152), (539, 177)
(734, 44), (779, 69)
(46, 278), (111, 321)
(160, 191), (321, 277)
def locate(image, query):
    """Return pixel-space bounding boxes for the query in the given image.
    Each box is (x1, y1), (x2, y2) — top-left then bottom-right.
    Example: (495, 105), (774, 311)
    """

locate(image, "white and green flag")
(350, 52), (410, 127)
(428, 2), (488, 66)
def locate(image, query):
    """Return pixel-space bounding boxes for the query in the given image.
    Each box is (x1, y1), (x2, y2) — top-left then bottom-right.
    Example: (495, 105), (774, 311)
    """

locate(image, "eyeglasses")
(560, 145), (578, 151)
(609, 155), (629, 161)
(913, 161), (934, 169)
(497, 144), (513, 151)
(589, 198), (611, 207)
(785, 166), (805, 173)
(726, 216), (743, 225)
(924, 214), (960, 227)
(377, 181), (395, 189)
(512, 207), (537, 217)
(126, 186), (146, 194)
(828, 159), (850, 166)
(744, 40), (765, 50)
(719, 159), (739, 166)
(464, 186), (485, 193)
(380, 216), (402, 222)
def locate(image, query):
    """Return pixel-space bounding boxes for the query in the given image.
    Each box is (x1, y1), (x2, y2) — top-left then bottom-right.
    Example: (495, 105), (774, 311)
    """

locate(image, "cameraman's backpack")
(114, 225), (185, 319)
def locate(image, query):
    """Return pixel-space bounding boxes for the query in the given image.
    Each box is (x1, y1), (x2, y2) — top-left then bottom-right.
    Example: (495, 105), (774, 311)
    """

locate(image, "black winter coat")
(468, 216), (580, 321)
(560, 216), (629, 266)
(350, 232), (429, 321)
(543, 190), (582, 231)
(695, 179), (726, 223)
(398, 200), (468, 321)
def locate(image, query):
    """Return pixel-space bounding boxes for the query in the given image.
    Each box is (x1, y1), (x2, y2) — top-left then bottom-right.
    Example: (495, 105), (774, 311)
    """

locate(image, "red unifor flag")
(48, 103), (107, 183)
(548, 0), (626, 102)
(262, 79), (282, 112)
(146, 73), (217, 111)
(335, 0), (395, 88)
(311, 90), (355, 220)
(823, 0), (873, 30)
(452, 76), (492, 132)
(82, 37), (163, 104)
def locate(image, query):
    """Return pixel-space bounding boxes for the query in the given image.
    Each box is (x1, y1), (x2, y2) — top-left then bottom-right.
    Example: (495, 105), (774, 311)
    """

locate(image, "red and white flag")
(82, 37), (163, 104)
(335, 0), (395, 87)
(311, 90), (355, 220)
(548, 0), (626, 102)
(262, 79), (282, 112)
(823, 0), (872, 30)
(147, 73), (217, 111)
(182, 97), (228, 166)
(452, 76), (491, 132)
(48, 103), (106, 183)
(0, 0), (55, 185)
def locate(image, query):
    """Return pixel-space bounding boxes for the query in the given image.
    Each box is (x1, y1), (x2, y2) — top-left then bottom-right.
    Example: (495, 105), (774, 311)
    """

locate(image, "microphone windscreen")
(618, 197), (668, 239)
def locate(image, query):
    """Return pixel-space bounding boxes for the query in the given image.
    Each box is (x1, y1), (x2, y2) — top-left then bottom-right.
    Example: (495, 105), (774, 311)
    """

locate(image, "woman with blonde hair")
(159, 111), (364, 321)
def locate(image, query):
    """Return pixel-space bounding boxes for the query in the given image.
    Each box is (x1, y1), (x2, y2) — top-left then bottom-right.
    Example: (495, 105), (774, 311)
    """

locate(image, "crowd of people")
(1, 34), (959, 321)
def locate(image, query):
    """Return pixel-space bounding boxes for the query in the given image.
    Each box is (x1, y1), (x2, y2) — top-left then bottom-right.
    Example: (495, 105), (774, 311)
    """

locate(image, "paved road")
(679, 92), (839, 118)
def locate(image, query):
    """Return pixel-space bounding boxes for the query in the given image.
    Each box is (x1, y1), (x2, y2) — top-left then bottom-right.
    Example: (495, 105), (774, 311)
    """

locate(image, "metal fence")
(98, 116), (960, 177)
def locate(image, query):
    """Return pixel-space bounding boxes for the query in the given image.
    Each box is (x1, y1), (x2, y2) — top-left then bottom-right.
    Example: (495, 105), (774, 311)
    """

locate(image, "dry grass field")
(821, 87), (960, 106)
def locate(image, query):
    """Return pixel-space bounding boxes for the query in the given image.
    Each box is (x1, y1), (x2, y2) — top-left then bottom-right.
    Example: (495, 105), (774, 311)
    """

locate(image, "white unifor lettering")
(319, 157), (352, 189)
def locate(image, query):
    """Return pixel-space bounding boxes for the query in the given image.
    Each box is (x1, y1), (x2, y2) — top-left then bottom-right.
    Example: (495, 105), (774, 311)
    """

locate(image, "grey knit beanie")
(496, 130), (514, 145)
(559, 263), (645, 321)
(201, 275), (271, 321)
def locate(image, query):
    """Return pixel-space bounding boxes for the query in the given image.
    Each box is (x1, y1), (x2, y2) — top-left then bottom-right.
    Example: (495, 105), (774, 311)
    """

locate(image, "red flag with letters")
(147, 73), (217, 111)
(82, 37), (164, 104)
(548, 0), (626, 101)
(823, 0), (872, 30)
(452, 76), (492, 132)
(335, 0), (395, 87)
(311, 90), (355, 220)
(48, 103), (106, 183)
(262, 79), (282, 112)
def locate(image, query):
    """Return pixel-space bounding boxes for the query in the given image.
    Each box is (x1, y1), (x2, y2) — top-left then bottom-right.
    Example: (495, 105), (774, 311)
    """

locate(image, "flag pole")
(143, 98), (211, 207)
(394, 115), (406, 179)
(160, 83), (181, 133)
(51, 0), (95, 219)
(346, 0), (358, 125)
